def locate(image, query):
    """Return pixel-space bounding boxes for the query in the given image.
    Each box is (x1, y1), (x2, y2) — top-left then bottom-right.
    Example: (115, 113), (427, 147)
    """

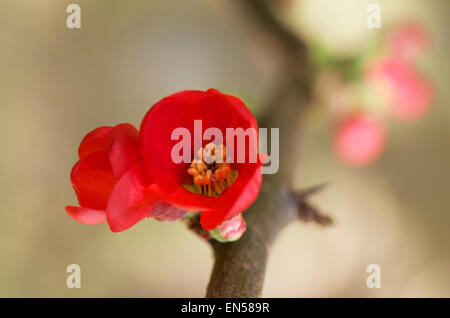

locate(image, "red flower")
(65, 123), (160, 232)
(139, 89), (264, 230)
(66, 89), (263, 233)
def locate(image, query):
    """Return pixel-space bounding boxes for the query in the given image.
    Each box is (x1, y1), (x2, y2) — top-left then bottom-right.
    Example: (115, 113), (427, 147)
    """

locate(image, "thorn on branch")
(298, 202), (333, 227)
(291, 184), (334, 227)
(292, 182), (329, 200)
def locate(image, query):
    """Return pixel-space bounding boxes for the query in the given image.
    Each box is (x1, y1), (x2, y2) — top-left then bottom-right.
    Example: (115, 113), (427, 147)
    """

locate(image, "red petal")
(215, 89), (258, 135)
(140, 89), (259, 193)
(65, 206), (107, 225)
(106, 163), (158, 232)
(71, 151), (117, 210)
(220, 164), (262, 221)
(157, 162), (262, 227)
(200, 210), (228, 231)
(109, 123), (140, 178)
(78, 126), (113, 159)
(139, 89), (262, 226)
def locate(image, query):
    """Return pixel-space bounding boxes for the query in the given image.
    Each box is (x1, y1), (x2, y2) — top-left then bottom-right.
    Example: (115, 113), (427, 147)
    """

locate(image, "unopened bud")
(210, 214), (246, 242)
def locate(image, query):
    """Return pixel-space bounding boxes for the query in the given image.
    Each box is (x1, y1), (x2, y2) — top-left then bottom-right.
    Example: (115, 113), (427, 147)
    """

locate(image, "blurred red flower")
(389, 22), (430, 63)
(367, 58), (433, 122)
(333, 113), (387, 166)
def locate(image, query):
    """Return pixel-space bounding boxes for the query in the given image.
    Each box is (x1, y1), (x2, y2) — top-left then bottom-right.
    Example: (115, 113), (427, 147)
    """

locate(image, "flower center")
(184, 143), (237, 197)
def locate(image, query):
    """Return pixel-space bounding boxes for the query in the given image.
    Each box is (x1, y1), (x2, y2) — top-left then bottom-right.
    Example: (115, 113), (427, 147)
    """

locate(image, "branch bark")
(204, 0), (325, 297)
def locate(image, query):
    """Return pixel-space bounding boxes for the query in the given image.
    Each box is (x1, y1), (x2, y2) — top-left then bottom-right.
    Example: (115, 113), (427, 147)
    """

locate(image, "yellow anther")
(187, 142), (235, 196)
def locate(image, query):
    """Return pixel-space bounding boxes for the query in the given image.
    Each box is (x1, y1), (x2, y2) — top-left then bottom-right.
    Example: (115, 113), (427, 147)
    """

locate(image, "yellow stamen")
(186, 143), (237, 197)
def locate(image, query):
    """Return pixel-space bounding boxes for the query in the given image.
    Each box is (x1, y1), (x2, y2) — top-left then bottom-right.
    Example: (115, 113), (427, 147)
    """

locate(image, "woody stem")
(204, 0), (321, 297)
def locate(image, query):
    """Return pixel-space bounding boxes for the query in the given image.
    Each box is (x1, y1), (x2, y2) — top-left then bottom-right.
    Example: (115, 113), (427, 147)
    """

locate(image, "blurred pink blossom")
(333, 113), (387, 166)
(367, 58), (433, 122)
(389, 22), (430, 63)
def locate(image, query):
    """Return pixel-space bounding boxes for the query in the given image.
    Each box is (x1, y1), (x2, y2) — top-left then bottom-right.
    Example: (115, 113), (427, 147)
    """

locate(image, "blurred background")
(0, 0), (449, 297)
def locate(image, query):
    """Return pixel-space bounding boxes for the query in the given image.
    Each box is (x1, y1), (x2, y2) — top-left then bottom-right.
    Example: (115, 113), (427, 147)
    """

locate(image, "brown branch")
(206, 0), (306, 297)
(200, 0), (330, 297)
(205, 190), (332, 297)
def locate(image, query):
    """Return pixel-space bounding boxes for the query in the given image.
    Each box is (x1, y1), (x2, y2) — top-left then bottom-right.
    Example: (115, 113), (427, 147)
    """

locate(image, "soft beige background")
(0, 0), (448, 297)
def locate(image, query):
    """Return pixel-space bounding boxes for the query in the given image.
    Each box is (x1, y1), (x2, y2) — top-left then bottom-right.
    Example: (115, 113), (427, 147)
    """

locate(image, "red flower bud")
(209, 214), (247, 242)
